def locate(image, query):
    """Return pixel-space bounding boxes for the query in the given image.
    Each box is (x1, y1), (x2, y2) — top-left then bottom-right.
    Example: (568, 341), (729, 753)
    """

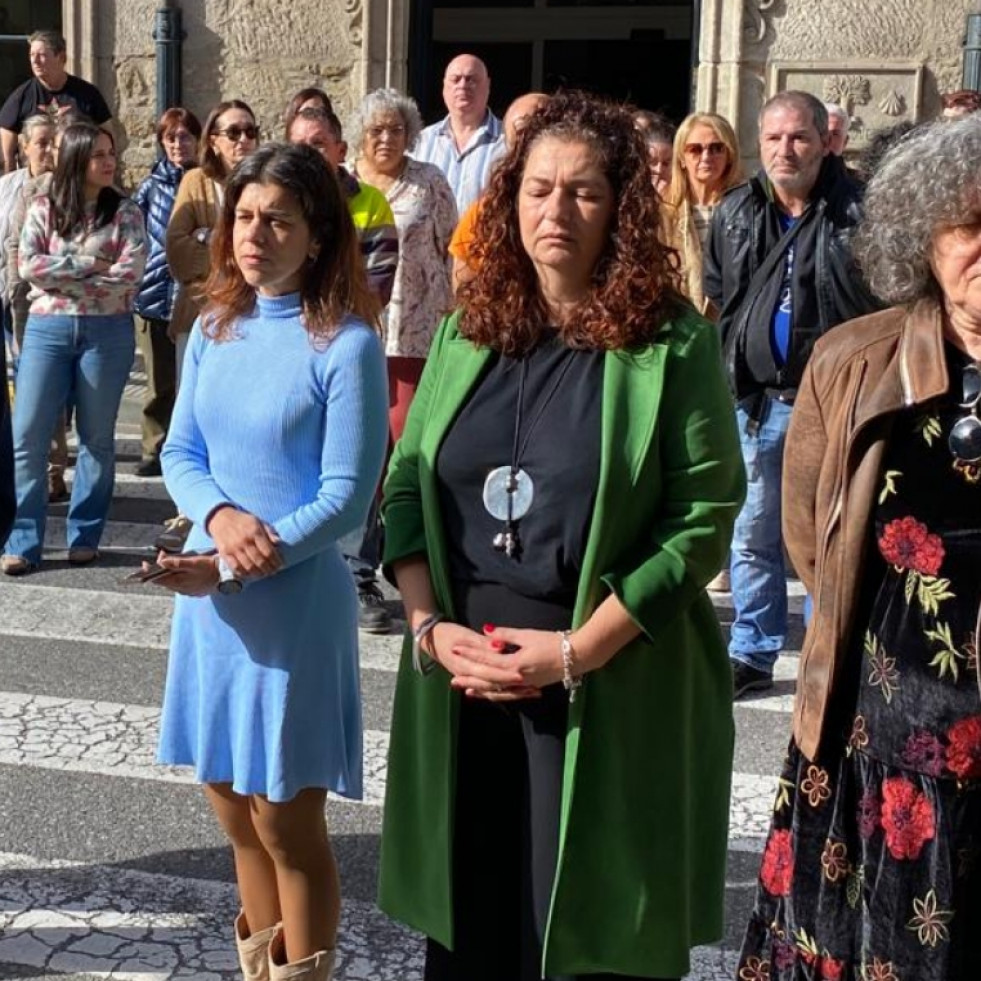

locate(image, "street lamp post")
(964, 5), (981, 91)
(153, 0), (183, 119)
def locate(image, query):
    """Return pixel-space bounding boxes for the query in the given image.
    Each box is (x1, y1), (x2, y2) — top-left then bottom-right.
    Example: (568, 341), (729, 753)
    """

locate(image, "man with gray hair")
(824, 102), (850, 156)
(704, 89), (879, 698)
(0, 30), (112, 173)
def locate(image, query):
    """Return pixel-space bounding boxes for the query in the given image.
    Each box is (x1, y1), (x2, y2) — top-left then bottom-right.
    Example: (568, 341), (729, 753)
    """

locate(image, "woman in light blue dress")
(152, 142), (388, 981)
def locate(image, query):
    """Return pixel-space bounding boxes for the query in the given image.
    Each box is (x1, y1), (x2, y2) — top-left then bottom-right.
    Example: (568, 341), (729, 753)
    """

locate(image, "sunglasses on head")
(684, 141), (726, 158)
(949, 362), (981, 463)
(215, 125), (259, 142)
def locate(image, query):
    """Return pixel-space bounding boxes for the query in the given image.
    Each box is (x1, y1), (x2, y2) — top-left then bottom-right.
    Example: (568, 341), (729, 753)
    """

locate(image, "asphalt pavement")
(0, 364), (806, 980)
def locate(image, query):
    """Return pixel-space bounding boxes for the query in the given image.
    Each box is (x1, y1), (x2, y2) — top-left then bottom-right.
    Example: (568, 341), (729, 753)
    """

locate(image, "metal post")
(963, 7), (981, 91)
(153, 0), (183, 119)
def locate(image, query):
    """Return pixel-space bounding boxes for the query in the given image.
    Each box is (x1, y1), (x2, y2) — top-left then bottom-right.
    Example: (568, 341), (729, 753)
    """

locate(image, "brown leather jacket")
(784, 300), (980, 759)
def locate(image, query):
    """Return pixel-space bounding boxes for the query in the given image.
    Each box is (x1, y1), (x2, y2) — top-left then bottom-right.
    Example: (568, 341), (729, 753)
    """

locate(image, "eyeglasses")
(684, 141), (726, 158)
(214, 125), (259, 142)
(949, 362), (981, 463)
(367, 124), (406, 139)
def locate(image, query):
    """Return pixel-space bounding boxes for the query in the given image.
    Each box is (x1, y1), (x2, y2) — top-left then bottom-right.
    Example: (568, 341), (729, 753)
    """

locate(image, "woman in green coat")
(379, 92), (745, 980)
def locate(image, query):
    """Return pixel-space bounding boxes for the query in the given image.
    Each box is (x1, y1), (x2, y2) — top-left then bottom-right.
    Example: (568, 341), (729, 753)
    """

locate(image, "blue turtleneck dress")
(157, 292), (388, 802)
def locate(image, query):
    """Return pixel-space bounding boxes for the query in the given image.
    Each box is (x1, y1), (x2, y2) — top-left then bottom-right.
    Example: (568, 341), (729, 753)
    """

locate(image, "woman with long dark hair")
(152, 142), (388, 981)
(1, 122), (146, 574)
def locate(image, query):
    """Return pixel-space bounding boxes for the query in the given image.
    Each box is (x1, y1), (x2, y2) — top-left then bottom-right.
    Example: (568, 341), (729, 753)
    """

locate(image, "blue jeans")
(728, 396), (793, 672)
(5, 314), (135, 564)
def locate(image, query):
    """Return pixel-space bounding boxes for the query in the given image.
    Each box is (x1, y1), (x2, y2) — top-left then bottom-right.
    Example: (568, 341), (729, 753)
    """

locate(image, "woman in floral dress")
(737, 117), (981, 981)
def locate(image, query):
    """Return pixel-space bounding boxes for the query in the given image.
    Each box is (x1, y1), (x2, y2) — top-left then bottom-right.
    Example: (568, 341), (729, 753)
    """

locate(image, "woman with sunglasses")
(660, 113), (741, 317)
(162, 100), (258, 549)
(738, 115), (981, 980)
(167, 100), (258, 377)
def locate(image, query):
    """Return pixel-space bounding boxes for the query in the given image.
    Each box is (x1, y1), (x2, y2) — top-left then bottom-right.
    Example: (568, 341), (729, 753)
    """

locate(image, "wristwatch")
(195, 228), (210, 245)
(214, 556), (243, 595)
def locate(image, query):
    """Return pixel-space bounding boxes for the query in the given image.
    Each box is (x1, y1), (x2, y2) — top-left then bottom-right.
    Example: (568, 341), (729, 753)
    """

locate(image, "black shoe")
(358, 583), (394, 634)
(732, 660), (774, 699)
(136, 457), (163, 477)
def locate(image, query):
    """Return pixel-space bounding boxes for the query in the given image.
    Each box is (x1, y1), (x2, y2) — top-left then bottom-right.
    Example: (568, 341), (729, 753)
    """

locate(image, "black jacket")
(703, 154), (880, 399)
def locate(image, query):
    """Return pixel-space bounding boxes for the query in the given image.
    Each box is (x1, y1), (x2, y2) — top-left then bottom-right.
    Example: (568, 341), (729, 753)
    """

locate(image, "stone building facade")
(3, 1), (977, 183)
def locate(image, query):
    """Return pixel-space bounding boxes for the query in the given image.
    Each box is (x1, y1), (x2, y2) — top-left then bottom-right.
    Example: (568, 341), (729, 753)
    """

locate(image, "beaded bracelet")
(558, 630), (583, 702)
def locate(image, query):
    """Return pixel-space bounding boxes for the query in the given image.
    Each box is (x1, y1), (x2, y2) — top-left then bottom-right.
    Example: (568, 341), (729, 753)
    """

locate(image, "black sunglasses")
(949, 362), (981, 463)
(215, 124), (259, 142)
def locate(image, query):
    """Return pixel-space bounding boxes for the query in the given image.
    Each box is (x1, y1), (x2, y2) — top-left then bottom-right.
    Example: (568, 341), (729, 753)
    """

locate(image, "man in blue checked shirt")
(412, 54), (506, 213)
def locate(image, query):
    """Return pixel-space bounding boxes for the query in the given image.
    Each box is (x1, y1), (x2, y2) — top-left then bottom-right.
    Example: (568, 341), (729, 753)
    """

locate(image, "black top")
(436, 331), (604, 624)
(0, 75), (111, 132)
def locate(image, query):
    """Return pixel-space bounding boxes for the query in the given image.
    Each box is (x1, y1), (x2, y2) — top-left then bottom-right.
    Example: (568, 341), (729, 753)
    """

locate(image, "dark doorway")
(409, 0), (697, 125)
(0, 0), (63, 107)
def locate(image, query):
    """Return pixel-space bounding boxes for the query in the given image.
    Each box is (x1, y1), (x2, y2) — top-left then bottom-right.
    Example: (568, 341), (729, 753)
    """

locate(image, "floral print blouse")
(362, 158), (458, 359)
(18, 193), (147, 317)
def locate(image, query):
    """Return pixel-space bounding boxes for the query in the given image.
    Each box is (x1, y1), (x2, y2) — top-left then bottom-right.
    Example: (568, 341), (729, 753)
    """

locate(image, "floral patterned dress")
(738, 343), (981, 981)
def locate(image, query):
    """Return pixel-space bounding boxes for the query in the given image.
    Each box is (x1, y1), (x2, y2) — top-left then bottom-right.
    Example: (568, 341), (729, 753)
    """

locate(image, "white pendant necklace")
(481, 348), (576, 558)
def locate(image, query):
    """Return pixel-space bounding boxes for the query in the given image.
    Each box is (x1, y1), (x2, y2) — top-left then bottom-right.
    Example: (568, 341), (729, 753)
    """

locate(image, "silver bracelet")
(558, 630), (583, 702)
(411, 612), (444, 675)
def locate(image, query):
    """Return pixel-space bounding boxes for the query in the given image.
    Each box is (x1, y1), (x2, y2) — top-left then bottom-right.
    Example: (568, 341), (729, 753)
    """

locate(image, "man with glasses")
(0, 31), (112, 174)
(704, 90), (879, 699)
(412, 53), (505, 213)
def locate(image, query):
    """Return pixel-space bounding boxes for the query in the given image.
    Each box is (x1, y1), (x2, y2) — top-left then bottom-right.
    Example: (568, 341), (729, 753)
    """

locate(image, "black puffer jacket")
(703, 154), (880, 399)
(133, 157), (194, 321)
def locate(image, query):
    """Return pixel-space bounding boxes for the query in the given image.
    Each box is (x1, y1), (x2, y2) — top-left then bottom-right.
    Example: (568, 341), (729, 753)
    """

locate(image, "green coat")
(379, 307), (745, 978)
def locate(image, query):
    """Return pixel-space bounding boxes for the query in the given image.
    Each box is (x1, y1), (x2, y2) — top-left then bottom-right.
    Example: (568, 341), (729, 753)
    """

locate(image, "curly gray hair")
(348, 88), (424, 154)
(853, 116), (981, 305)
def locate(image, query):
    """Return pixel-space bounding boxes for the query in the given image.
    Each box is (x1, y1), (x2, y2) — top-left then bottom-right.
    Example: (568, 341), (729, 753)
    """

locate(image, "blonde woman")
(660, 113), (741, 317)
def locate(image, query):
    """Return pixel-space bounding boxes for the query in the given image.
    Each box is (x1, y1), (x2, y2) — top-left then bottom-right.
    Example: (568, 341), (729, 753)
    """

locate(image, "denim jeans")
(339, 494), (382, 588)
(4, 314), (135, 564)
(728, 396), (793, 672)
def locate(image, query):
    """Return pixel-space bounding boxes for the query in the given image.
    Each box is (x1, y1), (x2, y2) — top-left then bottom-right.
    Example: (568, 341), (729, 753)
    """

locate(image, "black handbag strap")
(744, 207), (809, 299)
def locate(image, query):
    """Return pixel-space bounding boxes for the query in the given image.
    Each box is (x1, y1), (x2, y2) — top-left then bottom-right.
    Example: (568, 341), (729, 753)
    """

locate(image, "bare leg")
(251, 788), (338, 962)
(204, 783), (282, 934)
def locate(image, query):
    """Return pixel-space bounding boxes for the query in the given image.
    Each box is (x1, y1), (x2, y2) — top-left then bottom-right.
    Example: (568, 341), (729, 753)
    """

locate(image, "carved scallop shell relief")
(879, 90), (906, 117)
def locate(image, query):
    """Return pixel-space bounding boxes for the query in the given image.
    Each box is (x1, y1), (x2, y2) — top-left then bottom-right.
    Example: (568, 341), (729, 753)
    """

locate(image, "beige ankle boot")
(268, 924), (336, 981)
(235, 911), (279, 981)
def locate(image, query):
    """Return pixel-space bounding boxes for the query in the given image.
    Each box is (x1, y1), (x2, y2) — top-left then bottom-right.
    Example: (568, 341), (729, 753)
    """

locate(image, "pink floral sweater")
(18, 193), (147, 316)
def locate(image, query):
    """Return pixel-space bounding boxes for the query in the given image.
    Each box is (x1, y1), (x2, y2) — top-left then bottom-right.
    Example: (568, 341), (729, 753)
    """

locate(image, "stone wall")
(94, 0), (364, 187)
(698, 0), (977, 169)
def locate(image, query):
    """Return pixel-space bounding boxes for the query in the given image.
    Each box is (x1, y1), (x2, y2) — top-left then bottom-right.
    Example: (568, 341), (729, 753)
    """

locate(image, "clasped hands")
(423, 622), (573, 702)
(146, 506), (282, 596)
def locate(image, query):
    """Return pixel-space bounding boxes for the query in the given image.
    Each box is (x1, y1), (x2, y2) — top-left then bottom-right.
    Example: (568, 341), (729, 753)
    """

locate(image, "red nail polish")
(491, 640), (506, 651)
(483, 623), (496, 633)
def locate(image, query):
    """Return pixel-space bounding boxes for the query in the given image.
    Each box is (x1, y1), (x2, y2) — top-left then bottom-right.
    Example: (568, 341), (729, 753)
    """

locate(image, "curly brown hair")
(201, 142), (378, 342)
(459, 90), (680, 354)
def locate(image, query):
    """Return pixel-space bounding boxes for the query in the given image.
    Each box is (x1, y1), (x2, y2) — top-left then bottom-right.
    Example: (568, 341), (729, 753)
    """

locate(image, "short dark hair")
(760, 90), (829, 138)
(156, 107), (203, 147)
(200, 99), (257, 179)
(283, 88), (334, 136)
(287, 106), (343, 143)
(633, 109), (675, 146)
(203, 142), (377, 341)
(28, 30), (66, 55)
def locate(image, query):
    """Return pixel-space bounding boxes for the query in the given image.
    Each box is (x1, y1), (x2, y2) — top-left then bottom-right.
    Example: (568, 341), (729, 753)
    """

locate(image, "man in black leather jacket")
(703, 90), (880, 699)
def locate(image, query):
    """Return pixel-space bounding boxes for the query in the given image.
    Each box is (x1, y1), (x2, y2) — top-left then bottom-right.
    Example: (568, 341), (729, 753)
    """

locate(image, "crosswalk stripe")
(0, 690), (389, 806)
(0, 688), (779, 842)
(0, 850), (423, 981)
(0, 582), (403, 672)
(0, 849), (743, 980)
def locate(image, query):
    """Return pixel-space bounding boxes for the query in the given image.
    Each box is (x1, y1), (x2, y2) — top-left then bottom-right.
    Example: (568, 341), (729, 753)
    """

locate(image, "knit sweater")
(18, 194), (147, 316)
